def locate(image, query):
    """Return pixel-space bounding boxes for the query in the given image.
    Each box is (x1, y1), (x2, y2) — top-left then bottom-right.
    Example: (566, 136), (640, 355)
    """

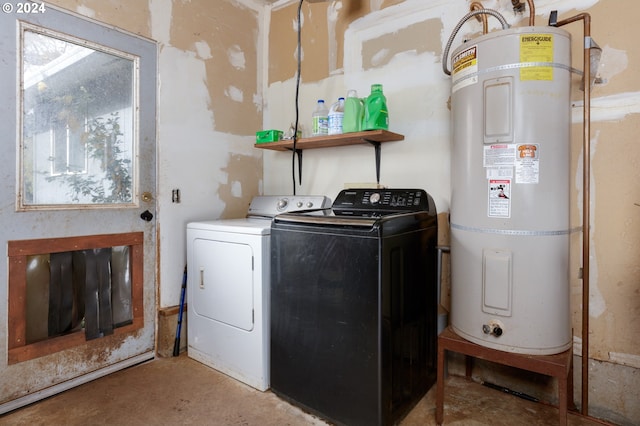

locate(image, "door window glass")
(20, 24), (138, 208)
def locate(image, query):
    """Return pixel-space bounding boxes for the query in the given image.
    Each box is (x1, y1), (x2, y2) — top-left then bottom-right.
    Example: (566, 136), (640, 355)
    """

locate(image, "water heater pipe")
(442, 9), (510, 75)
(469, 2), (488, 34)
(551, 11), (595, 416)
(525, 0), (535, 26)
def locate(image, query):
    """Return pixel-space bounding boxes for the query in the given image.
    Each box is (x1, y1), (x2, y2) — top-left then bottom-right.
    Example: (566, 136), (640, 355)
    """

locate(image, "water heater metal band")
(451, 223), (582, 237)
(453, 61), (579, 88)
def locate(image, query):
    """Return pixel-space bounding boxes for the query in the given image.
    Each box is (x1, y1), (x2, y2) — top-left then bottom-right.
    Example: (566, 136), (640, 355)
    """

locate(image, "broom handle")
(173, 266), (187, 356)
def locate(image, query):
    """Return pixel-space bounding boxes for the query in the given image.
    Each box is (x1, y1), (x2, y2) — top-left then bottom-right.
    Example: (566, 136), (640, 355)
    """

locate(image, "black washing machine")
(270, 188), (438, 426)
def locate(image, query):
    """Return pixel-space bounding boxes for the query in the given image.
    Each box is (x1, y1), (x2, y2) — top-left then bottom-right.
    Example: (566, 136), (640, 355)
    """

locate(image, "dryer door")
(192, 238), (254, 331)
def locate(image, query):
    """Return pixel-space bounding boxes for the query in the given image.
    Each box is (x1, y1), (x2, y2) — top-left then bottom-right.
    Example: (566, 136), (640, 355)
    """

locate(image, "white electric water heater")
(449, 26), (573, 355)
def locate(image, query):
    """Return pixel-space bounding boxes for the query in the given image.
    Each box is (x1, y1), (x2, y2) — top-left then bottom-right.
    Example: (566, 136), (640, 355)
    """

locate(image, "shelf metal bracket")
(364, 139), (382, 184)
(285, 147), (303, 185)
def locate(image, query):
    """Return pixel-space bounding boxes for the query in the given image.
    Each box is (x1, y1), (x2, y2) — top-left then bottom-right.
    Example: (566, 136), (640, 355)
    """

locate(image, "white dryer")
(186, 195), (330, 391)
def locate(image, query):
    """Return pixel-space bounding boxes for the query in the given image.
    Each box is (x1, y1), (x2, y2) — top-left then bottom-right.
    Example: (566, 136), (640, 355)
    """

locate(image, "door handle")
(140, 210), (153, 222)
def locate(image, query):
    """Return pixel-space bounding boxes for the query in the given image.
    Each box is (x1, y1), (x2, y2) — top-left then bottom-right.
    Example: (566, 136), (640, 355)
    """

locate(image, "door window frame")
(18, 22), (141, 211)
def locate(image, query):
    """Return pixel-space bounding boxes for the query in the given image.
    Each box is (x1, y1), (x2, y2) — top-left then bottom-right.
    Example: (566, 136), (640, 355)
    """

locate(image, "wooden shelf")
(254, 129), (404, 184)
(253, 129), (404, 151)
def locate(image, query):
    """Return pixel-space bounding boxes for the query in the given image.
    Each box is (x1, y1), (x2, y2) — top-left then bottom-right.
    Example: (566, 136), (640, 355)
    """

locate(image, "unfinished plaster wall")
(46, 0), (152, 37)
(566, 0), (640, 370)
(152, 0), (263, 308)
(169, 0), (262, 136)
(263, 0), (452, 208)
(263, 0), (639, 423)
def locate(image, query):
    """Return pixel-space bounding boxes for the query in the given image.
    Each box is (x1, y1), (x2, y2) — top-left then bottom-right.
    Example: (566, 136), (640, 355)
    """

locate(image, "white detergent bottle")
(328, 97), (345, 135)
(312, 99), (329, 136)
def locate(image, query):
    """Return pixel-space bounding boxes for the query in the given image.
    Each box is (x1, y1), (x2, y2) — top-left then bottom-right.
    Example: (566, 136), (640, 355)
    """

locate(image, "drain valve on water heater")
(483, 320), (504, 337)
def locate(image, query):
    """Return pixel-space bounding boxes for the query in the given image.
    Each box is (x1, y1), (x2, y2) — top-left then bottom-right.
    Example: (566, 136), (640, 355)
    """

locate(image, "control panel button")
(277, 198), (289, 211)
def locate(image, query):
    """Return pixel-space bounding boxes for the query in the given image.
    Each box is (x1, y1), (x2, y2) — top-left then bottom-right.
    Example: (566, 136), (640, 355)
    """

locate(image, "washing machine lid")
(187, 218), (271, 235)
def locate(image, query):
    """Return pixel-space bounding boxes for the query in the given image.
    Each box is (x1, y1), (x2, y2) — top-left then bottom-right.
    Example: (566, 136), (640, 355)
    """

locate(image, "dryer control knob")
(370, 192), (381, 204)
(306, 202), (314, 208)
(278, 198), (288, 210)
(297, 201), (303, 208)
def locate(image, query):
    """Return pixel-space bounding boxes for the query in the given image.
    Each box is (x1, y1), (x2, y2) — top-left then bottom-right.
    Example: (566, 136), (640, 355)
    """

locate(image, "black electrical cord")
(291, 0), (304, 195)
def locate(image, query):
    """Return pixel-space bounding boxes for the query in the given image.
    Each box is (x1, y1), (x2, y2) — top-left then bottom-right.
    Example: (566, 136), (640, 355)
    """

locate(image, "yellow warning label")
(520, 34), (554, 81)
(451, 45), (478, 92)
(452, 46), (477, 75)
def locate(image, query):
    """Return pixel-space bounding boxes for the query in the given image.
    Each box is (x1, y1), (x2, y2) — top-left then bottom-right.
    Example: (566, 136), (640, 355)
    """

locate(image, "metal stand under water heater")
(448, 24), (573, 355)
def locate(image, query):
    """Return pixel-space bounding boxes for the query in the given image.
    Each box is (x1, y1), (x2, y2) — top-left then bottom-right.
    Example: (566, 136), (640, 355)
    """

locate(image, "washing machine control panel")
(332, 189), (431, 216)
(248, 195), (332, 217)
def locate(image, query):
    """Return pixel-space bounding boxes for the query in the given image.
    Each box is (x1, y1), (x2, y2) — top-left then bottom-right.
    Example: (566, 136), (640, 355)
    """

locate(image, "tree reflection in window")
(21, 25), (137, 207)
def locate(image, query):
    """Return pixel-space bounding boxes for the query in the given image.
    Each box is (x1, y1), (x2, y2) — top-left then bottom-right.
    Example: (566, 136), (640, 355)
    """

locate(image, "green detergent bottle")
(342, 90), (364, 133)
(363, 84), (388, 131)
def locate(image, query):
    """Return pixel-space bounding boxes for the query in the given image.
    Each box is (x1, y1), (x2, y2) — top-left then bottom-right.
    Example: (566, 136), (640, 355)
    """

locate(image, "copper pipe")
(526, 0), (535, 26)
(553, 12), (593, 416)
(470, 2), (488, 34)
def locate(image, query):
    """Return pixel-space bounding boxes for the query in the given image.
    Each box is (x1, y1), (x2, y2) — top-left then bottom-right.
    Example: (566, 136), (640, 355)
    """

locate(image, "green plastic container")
(255, 129), (283, 144)
(362, 84), (388, 131)
(342, 90), (364, 133)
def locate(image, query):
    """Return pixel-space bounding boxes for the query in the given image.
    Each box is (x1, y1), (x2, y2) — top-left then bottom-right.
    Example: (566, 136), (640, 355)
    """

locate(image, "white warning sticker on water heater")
(483, 144), (516, 167)
(488, 179), (511, 218)
(515, 144), (540, 184)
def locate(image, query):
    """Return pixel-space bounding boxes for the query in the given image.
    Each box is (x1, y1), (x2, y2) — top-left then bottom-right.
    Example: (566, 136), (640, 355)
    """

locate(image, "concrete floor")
(0, 355), (610, 426)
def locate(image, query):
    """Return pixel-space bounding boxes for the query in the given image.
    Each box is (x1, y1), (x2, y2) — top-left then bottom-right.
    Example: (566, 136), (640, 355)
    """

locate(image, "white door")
(0, 3), (157, 411)
(193, 238), (255, 332)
